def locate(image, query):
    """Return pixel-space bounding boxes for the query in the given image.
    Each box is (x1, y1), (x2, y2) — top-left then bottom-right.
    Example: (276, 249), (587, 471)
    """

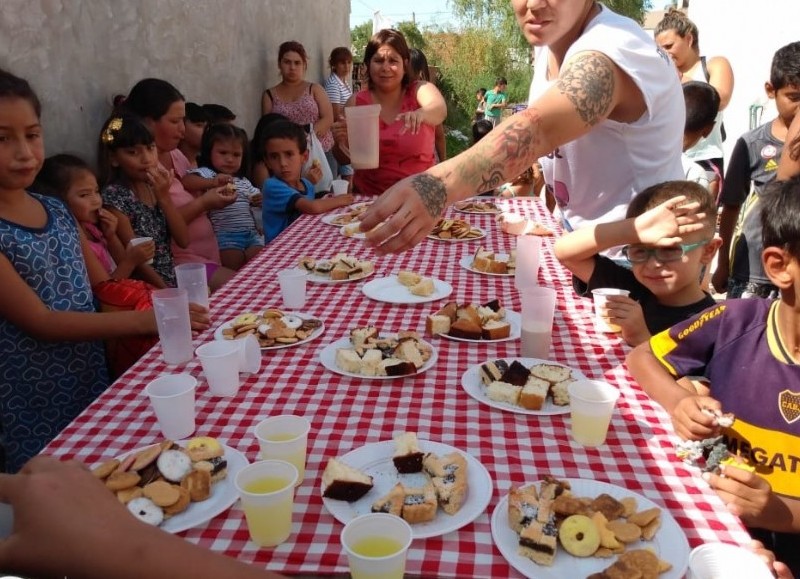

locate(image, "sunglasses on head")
(622, 240), (710, 264)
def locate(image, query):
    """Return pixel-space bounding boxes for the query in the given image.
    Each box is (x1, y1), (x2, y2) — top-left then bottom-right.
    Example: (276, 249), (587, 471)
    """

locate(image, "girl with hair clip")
(0, 69), (208, 472)
(182, 124), (263, 270)
(98, 113), (188, 288)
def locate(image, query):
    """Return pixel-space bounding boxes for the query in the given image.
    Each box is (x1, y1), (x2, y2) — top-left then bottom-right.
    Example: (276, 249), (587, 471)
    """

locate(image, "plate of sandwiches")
(297, 254), (375, 284)
(362, 271), (453, 304)
(320, 327), (437, 379)
(91, 437), (248, 534)
(215, 309), (325, 350)
(321, 202), (372, 227)
(460, 247), (516, 276)
(461, 358), (586, 415)
(321, 433), (493, 539)
(427, 218), (486, 241)
(425, 300), (521, 343)
(454, 198), (503, 214)
(491, 477), (689, 579)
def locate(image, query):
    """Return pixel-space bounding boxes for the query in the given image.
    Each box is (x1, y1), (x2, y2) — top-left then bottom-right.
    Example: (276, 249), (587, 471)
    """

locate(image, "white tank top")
(684, 60), (725, 162)
(529, 5), (685, 233)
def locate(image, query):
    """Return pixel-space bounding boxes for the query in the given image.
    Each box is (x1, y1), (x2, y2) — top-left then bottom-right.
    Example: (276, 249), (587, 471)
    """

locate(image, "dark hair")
(202, 103), (236, 124)
(627, 180), (716, 232)
(251, 112), (290, 165)
(364, 29), (411, 90)
(761, 176), (800, 259)
(262, 120), (308, 155)
(97, 113), (156, 185)
(682, 81), (720, 133)
(654, 9), (699, 50)
(472, 119), (493, 144)
(123, 78), (184, 121)
(185, 102), (210, 124)
(279, 41), (308, 67)
(34, 154), (93, 199)
(495, 77), (508, 86)
(770, 41), (800, 91)
(477, 88), (487, 97)
(409, 48), (431, 82)
(0, 68), (41, 117)
(329, 46), (353, 68)
(197, 123), (249, 178)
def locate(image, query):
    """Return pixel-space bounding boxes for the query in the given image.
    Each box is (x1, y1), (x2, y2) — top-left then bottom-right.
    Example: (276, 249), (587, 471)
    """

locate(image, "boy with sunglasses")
(627, 177), (800, 576)
(554, 180), (720, 346)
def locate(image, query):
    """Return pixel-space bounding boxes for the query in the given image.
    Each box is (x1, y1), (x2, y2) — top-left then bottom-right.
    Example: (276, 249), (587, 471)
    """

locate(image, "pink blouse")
(352, 82), (435, 197)
(165, 149), (221, 266)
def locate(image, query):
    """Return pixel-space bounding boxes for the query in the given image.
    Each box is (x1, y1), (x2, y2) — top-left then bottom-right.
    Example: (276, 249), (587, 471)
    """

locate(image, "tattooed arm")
(359, 50), (646, 254)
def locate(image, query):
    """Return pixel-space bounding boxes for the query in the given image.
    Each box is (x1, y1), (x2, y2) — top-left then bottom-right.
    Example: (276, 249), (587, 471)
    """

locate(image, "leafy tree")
(350, 21), (372, 62)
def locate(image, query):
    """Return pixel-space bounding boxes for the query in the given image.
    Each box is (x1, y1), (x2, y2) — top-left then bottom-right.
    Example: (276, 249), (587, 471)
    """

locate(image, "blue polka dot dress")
(0, 193), (109, 472)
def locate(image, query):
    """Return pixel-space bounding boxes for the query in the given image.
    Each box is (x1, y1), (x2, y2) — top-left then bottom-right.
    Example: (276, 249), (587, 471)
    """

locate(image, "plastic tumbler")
(235, 460), (299, 547)
(341, 513), (413, 579)
(278, 269), (307, 310)
(345, 104), (381, 169)
(152, 288), (194, 365)
(195, 341), (241, 397)
(254, 415), (311, 483)
(144, 373), (196, 439)
(520, 286), (557, 359)
(567, 380), (620, 447)
(331, 179), (349, 196)
(592, 288), (630, 333)
(175, 263), (210, 309)
(129, 236), (154, 264)
(515, 234), (542, 290)
(687, 543), (774, 579)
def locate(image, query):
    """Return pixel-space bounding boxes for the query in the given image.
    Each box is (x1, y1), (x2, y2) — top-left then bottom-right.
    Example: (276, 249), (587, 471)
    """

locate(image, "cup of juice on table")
(341, 513), (413, 579)
(567, 379), (620, 447)
(234, 460), (298, 547)
(520, 286), (557, 359)
(591, 288), (630, 333)
(254, 415), (310, 484)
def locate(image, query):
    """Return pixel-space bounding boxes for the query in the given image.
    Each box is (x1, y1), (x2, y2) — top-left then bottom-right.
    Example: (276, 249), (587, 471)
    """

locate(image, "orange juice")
(259, 436), (306, 481)
(571, 411), (612, 447)
(351, 536), (403, 558)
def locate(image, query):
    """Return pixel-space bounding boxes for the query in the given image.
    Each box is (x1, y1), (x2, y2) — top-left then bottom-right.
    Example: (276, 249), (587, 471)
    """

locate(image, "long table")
(45, 197), (752, 577)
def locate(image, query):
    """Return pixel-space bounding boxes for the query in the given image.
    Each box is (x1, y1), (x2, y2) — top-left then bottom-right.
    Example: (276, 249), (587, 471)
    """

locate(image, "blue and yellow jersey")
(649, 299), (800, 499)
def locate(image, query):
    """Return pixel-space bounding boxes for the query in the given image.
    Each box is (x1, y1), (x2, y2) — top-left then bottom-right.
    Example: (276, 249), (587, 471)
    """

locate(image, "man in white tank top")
(359, 0), (686, 255)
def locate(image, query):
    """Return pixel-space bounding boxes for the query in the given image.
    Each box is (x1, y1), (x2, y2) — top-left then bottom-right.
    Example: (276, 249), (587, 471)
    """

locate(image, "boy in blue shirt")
(261, 121), (352, 242)
(628, 176), (800, 576)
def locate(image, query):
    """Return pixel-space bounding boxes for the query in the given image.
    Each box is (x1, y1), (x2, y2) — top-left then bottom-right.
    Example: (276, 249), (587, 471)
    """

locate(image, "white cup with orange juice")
(234, 460), (298, 547)
(567, 379), (620, 447)
(341, 513), (413, 579)
(254, 415), (310, 484)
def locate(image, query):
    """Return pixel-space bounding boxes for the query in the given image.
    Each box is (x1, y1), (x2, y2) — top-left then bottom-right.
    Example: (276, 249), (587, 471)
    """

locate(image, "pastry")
(499, 360), (531, 387)
(409, 277), (435, 297)
(393, 432), (424, 473)
(558, 514), (601, 557)
(185, 436), (224, 462)
(156, 449), (193, 483)
(487, 380), (522, 405)
(448, 318), (483, 340)
(127, 497), (164, 527)
(401, 482), (438, 524)
(423, 452), (468, 515)
(508, 484), (540, 534)
(321, 458), (374, 501)
(479, 360), (509, 385)
(481, 320), (510, 340)
(519, 376), (551, 410)
(371, 482), (404, 516)
(518, 519), (558, 566)
(181, 468), (212, 502)
(397, 270), (421, 287)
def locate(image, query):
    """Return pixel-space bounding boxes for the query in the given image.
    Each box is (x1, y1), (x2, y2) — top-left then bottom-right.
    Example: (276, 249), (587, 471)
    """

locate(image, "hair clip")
(101, 117), (123, 144)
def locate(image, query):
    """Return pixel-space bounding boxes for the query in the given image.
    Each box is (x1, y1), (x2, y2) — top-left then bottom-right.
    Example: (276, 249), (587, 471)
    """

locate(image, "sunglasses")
(622, 240), (710, 264)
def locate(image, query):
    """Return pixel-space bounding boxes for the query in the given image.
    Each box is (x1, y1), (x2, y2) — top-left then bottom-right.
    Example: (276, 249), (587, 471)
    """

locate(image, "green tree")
(350, 21), (372, 62)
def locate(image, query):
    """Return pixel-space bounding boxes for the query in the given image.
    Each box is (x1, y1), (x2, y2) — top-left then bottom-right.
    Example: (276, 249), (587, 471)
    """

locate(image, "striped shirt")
(189, 167), (259, 233)
(324, 73), (352, 106)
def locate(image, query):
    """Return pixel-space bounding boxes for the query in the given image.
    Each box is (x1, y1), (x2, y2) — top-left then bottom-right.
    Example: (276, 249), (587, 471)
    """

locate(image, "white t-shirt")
(684, 62), (725, 162)
(682, 153), (711, 191)
(529, 4), (685, 232)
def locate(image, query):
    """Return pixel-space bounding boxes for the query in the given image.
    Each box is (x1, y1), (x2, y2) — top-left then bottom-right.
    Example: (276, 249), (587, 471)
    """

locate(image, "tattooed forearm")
(556, 52), (615, 126)
(411, 173), (447, 217)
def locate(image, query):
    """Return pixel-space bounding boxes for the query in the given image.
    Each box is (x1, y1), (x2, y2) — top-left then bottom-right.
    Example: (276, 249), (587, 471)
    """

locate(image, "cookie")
(620, 496), (638, 518)
(143, 481), (181, 507)
(607, 520), (642, 543)
(131, 444), (162, 471)
(185, 437), (224, 462)
(156, 449), (192, 482)
(181, 469), (212, 502)
(591, 511), (622, 550)
(127, 497), (164, 526)
(163, 486), (191, 517)
(627, 507), (660, 528)
(559, 514), (601, 557)
(640, 516), (661, 541)
(116, 486), (144, 504)
(105, 470), (141, 491)
(92, 459), (120, 480)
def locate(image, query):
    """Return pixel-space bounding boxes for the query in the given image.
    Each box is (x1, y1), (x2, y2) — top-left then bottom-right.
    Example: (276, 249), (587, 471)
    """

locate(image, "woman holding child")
(332, 29), (447, 197)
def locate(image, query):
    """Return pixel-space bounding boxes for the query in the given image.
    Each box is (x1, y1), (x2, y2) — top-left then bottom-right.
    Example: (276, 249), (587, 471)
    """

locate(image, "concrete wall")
(0, 0), (350, 163)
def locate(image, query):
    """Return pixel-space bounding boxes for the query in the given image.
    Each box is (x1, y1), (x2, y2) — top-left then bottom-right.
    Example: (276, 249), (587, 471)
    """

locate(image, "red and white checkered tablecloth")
(45, 197), (751, 578)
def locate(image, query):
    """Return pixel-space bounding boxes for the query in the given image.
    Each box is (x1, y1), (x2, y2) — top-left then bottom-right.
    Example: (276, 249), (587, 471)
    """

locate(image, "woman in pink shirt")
(122, 79), (236, 291)
(332, 29), (447, 196)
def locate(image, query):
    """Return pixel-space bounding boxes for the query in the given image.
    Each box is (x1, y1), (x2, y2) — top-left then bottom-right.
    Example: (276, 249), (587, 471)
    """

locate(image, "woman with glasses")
(554, 181), (720, 346)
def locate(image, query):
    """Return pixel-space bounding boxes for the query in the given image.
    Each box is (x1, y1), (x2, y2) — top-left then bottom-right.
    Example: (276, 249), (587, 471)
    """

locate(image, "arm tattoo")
(556, 52), (615, 126)
(411, 173), (447, 218)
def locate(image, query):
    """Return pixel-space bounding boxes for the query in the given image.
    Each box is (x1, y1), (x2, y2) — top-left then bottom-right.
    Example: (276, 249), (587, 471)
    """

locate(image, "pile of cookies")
(335, 327), (433, 376)
(298, 253), (374, 281)
(428, 218), (483, 240)
(92, 437), (228, 527)
(455, 199), (501, 214)
(507, 476), (670, 574)
(221, 309), (322, 348)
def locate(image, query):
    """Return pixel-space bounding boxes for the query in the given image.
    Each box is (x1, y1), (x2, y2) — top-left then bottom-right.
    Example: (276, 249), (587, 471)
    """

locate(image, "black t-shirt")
(573, 255), (717, 335)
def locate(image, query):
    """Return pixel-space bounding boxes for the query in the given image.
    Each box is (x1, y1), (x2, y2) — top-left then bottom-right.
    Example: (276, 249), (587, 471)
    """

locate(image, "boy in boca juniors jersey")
(627, 176), (800, 576)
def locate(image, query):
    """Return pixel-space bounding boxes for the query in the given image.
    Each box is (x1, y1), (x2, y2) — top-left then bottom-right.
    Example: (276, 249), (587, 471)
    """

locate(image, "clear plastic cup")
(254, 415), (311, 484)
(520, 286), (557, 359)
(151, 288), (194, 365)
(233, 334), (262, 374)
(278, 269), (307, 310)
(515, 234), (542, 290)
(234, 460), (299, 547)
(129, 236), (154, 264)
(591, 288), (630, 333)
(341, 513), (413, 579)
(144, 373), (196, 439)
(175, 263), (209, 309)
(688, 543), (774, 579)
(195, 341), (241, 397)
(567, 380), (620, 447)
(345, 104), (381, 169)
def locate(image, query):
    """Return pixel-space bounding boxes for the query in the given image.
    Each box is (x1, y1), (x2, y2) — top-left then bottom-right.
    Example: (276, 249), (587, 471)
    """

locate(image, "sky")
(349, 0), (458, 30)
